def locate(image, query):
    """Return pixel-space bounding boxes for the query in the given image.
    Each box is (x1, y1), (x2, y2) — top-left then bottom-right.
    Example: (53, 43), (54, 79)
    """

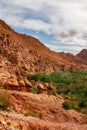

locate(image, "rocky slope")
(0, 19), (87, 130)
(0, 19), (87, 88)
(0, 89), (87, 130)
(76, 49), (87, 62)
(0, 20), (87, 86)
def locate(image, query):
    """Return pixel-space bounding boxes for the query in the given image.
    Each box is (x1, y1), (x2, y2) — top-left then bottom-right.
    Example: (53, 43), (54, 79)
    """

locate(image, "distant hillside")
(76, 49), (87, 61)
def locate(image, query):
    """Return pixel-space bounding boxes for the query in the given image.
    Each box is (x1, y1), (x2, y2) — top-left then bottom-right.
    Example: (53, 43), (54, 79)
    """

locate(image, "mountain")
(0, 19), (87, 130)
(0, 19), (87, 86)
(76, 49), (87, 61)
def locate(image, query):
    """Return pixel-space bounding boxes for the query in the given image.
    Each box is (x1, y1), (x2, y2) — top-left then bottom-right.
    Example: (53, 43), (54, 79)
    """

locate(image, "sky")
(0, 0), (87, 54)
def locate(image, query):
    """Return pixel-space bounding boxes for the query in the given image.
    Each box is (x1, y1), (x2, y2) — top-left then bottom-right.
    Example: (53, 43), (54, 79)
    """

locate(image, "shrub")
(27, 73), (51, 82)
(0, 89), (10, 111)
(79, 100), (87, 108)
(62, 101), (73, 110)
(31, 86), (38, 94)
(50, 72), (73, 84)
(50, 72), (61, 83)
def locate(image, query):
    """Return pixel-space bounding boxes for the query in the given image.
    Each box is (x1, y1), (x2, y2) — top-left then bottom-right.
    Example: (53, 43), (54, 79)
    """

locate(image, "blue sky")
(0, 0), (87, 54)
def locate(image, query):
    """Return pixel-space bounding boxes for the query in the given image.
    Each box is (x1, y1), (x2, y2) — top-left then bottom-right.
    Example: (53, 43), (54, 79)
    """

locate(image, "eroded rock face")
(4, 76), (19, 90)
(3, 76), (33, 92)
(0, 19), (87, 130)
(0, 19), (87, 81)
(0, 19), (87, 92)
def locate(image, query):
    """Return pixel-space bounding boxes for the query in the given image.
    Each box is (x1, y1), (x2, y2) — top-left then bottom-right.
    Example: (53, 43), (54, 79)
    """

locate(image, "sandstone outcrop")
(3, 75), (32, 92)
(36, 80), (47, 94)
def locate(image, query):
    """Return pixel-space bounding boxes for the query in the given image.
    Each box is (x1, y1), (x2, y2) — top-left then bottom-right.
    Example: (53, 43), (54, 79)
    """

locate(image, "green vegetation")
(62, 101), (73, 110)
(27, 70), (87, 114)
(31, 86), (38, 94)
(27, 73), (51, 83)
(12, 106), (17, 112)
(53, 70), (87, 114)
(0, 89), (10, 111)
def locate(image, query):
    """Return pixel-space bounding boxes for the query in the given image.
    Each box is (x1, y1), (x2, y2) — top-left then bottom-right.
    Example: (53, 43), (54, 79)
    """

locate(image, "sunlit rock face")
(0, 19), (87, 88)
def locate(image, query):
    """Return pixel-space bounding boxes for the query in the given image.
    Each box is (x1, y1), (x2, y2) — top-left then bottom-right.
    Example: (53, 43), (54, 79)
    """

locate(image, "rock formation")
(76, 49), (87, 62)
(36, 80), (47, 94)
(0, 19), (87, 130)
(0, 19), (87, 88)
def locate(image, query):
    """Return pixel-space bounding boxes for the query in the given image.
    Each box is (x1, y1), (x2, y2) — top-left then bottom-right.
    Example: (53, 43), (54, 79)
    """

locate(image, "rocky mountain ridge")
(0, 19), (87, 130)
(0, 19), (87, 87)
(76, 49), (87, 61)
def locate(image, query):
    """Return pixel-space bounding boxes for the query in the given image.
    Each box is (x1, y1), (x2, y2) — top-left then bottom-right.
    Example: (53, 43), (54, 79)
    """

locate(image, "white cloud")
(19, 19), (52, 34)
(46, 43), (84, 54)
(0, 0), (87, 53)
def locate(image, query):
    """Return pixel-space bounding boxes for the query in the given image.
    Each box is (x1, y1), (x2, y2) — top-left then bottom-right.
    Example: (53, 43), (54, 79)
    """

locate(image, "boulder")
(4, 76), (19, 90)
(24, 78), (32, 92)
